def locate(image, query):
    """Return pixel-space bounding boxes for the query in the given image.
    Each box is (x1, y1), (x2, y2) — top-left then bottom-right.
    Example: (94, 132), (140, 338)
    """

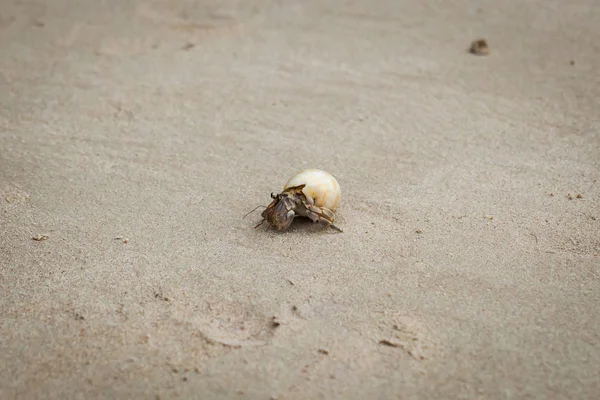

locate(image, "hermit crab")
(252, 169), (343, 232)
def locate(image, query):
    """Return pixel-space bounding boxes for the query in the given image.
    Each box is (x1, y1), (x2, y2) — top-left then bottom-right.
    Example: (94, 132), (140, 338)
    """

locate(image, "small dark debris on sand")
(318, 348), (329, 355)
(182, 42), (195, 51)
(32, 234), (49, 241)
(469, 39), (489, 55)
(270, 316), (281, 328)
(379, 339), (426, 360)
(154, 289), (170, 302)
(567, 193), (583, 200)
(379, 339), (400, 348)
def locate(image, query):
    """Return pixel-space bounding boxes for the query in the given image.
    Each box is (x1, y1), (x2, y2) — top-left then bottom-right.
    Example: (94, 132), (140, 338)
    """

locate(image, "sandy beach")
(1, 0), (599, 398)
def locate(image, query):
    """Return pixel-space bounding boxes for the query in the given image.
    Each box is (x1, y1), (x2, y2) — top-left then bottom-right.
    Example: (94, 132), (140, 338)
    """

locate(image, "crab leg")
(302, 202), (343, 232)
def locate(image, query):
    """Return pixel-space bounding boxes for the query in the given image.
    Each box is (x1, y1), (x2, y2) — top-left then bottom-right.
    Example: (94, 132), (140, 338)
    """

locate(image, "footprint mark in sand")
(97, 1), (263, 55)
(194, 301), (280, 348)
(377, 315), (435, 361)
(1, 184), (31, 205)
(136, 0), (259, 37)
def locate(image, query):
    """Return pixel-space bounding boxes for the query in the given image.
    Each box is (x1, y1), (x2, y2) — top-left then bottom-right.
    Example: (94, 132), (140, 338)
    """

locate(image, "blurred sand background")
(1, 0), (599, 399)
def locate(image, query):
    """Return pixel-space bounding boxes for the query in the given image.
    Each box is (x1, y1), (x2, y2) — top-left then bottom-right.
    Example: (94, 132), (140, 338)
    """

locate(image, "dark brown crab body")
(255, 169), (342, 232)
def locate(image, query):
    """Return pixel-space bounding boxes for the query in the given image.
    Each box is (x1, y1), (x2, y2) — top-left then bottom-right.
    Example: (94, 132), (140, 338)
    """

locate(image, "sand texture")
(1, 0), (599, 399)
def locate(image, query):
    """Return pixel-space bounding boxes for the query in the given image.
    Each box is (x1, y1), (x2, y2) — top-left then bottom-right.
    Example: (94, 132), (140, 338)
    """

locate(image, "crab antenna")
(243, 205), (267, 219)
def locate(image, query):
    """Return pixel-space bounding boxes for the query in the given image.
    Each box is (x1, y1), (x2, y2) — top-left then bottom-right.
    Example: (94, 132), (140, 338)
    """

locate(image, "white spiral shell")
(283, 169), (341, 212)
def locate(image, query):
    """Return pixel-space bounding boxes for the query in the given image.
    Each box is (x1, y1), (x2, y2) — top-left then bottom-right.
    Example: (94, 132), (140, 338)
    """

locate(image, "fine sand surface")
(1, 0), (599, 399)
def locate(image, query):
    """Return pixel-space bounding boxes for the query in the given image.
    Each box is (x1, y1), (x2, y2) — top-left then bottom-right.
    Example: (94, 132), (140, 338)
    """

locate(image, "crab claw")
(275, 209), (296, 231)
(257, 193), (298, 231)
